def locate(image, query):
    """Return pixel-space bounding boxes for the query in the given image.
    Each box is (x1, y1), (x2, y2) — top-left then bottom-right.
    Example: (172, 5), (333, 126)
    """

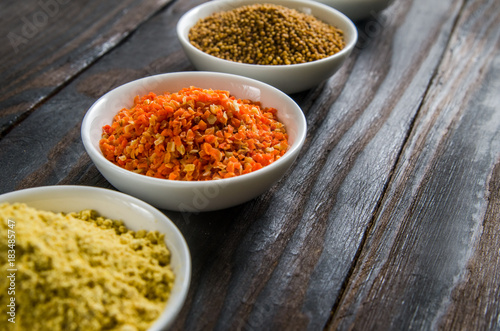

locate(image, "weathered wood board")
(1, 0), (499, 330)
(0, 0), (173, 137)
(329, 0), (500, 329)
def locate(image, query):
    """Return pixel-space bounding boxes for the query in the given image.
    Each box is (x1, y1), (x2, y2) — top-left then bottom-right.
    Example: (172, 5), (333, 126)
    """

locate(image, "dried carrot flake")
(99, 87), (288, 181)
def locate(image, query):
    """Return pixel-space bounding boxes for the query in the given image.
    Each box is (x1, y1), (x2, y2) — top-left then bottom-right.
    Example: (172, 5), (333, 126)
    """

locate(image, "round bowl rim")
(176, 0), (358, 69)
(81, 71), (307, 189)
(0, 185), (191, 331)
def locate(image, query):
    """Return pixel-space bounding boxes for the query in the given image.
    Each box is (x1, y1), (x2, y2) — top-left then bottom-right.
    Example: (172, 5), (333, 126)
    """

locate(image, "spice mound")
(100, 87), (289, 181)
(188, 3), (345, 65)
(0, 203), (174, 331)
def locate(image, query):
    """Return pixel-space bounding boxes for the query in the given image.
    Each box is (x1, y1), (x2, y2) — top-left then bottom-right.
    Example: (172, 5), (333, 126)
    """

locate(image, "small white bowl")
(176, 0), (357, 94)
(0, 185), (191, 331)
(313, 0), (393, 21)
(81, 71), (307, 212)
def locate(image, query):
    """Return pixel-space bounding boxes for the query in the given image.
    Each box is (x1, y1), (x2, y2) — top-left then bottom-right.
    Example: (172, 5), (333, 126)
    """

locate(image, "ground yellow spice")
(188, 3), (345, 65)
(0, 203), (174, 331)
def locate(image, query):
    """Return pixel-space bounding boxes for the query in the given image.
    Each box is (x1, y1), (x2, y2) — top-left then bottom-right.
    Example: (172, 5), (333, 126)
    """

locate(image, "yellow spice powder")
(0, 203), (175, 331)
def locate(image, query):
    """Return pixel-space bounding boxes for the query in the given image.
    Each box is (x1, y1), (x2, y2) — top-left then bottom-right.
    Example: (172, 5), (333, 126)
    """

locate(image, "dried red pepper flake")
(99, 87), (288, 181)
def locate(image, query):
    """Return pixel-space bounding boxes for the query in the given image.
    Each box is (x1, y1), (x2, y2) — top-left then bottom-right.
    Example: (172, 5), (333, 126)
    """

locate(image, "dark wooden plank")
(328, 0), (500, 329)
(168, 0), (464, 329)
(0, 0), (191, 195)
(0, 0), (173, 137)
(0, 0), (481, 330)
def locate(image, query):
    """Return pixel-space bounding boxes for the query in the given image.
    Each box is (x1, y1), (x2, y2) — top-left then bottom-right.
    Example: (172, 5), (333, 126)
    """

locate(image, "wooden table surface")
(1, 0), (500, 330)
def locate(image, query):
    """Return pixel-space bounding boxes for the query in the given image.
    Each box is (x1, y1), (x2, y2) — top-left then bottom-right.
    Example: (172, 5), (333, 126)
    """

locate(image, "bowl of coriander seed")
(176, 0), (358, 94)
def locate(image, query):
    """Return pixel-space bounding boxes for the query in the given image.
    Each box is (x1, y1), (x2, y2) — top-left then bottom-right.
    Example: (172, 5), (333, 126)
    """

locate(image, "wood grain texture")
(0, 0), (193, 194)
(168, 0), (466, 329)
(0, 0), (172, 137)
(328, 0), (500, 329)
(1, 0), (499, 330)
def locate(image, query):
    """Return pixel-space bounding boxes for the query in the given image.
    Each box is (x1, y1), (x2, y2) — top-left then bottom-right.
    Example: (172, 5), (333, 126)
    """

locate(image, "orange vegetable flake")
(99, 87), (289, 181)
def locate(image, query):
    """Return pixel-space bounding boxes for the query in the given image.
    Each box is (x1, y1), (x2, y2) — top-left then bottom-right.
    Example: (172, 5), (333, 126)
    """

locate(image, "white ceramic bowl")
(0, 185), (191, 331)
(313, 0), (393, 21)
(176, 0), (358, 94)
(81, 71), (307, 212)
